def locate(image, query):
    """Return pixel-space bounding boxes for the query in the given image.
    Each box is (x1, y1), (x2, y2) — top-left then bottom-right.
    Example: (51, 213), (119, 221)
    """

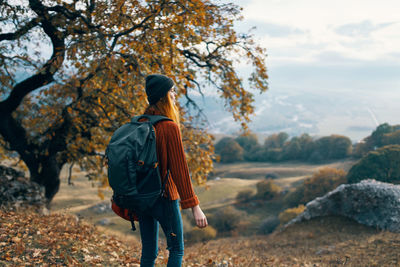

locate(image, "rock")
(89, 201), (112, 214)
(287, 179), (400, 232)
(315, 245), (335, 255)
(0, 165), (46, 209)
(96, 218), (114, 226)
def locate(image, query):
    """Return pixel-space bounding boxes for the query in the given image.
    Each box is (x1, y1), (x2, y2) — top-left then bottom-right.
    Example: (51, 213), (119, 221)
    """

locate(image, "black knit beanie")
(145, 74), (174, 105)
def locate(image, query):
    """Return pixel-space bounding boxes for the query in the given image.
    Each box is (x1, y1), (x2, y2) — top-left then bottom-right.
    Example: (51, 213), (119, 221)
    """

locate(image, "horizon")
(200, 0), (400, 142)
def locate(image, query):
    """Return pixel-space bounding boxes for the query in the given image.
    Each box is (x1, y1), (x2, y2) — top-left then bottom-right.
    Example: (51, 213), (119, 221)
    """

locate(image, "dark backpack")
(106, 115), (171, 230)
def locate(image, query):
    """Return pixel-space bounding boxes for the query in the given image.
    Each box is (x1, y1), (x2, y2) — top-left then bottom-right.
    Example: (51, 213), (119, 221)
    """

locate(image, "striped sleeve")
(164, 121), (200, 209)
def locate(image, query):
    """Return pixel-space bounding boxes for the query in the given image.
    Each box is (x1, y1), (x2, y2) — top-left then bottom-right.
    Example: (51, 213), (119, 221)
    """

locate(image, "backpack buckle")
(138, 160), (144, 166)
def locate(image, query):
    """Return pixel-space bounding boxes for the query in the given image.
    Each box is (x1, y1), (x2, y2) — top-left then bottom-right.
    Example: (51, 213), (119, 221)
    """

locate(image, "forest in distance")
(214, 122), (400, 164)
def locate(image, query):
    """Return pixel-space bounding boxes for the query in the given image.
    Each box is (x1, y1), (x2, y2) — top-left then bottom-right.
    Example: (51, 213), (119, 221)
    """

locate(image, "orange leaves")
(181, 123), (215, 185)
(2, 0), (268, 200)
(0, 209), (145, 266)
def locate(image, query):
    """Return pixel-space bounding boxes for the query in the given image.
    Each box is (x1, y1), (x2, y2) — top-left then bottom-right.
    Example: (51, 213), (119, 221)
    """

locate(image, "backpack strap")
(131, 115), (172, 125)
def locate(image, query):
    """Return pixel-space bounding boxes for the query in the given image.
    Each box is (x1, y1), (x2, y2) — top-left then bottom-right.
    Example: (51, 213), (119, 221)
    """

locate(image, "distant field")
(212, 160), (355, 186)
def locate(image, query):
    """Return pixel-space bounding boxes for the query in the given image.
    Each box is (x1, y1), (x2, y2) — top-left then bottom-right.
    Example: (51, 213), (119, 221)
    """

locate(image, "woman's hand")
(191, 205), (208, 228)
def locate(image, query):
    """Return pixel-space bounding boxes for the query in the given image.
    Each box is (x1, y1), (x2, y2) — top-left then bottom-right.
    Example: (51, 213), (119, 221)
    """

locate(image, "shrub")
(185, 226), (217, 243)
(235, 189), (254, 203)
(278, 205), (305, 225)
(255, 179), (282, 200)
(265, 172), (278, 179)
(258, 216), (280, 234)
(347, 145), (400, 184)
(181, 213), (194, 232)
(282, 184), (305, 208)
(301, 167), (347, 203)
(211, 206), (245, 233)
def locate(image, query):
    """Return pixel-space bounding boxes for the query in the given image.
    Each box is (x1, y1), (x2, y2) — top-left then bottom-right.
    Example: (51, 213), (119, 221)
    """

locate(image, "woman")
(139, 74), (208, 267)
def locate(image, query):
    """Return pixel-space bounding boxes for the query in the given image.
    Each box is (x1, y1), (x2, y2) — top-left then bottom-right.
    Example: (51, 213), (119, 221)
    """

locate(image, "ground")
(1, 209), (399, 266)
(2, 160), (399, 266)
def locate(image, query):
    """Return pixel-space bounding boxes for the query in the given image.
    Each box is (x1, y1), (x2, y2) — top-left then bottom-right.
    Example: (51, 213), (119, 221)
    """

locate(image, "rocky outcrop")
(288, 179), (400, 232)
(0, 165), (46, 209)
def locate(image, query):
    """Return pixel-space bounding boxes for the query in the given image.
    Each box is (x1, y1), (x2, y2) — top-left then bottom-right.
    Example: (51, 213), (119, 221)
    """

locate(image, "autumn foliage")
(0, 0), (268, 201)
(301, 167), (347, 203)
(0, 209), (143, 265)
(255, 179), (282, 200)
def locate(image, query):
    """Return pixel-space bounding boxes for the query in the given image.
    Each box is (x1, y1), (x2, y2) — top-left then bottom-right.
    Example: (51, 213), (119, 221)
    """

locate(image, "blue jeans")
(138, 198), (184, 267)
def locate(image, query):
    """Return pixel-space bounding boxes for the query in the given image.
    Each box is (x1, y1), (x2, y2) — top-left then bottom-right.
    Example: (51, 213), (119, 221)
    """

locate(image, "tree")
(0, 0), (268, 202)
(347, 145), (400, 184)
(309, 135), (352, 162)
(297, 133), (314, 160)
(235, 132), (258, 152)
(382, 130), (400, 147)
(354, 123), (400, 157)
(327, 135), (352, 159)
(235, 132), (260, 161)
(219, 139), (243, 163)
(264, 132), (288, 149)
(215, 137), (235, 155)
(281, 137), (301, 160)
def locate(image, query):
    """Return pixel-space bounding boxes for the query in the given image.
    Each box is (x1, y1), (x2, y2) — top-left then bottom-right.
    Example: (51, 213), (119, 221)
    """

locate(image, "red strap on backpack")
(111, 199), (138, 221)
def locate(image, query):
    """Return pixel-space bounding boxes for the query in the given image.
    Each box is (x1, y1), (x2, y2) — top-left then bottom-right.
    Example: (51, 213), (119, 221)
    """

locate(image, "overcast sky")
(230, 0), (400, 139)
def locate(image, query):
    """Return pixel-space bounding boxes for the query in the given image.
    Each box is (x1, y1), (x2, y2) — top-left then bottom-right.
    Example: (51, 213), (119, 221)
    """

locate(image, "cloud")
(335, 20), (396, 37)
(237, 20), (305, 37)
(241, 0), (400, 64)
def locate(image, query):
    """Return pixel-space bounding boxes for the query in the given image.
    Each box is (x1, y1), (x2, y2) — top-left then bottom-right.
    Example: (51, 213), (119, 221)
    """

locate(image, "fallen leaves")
(0, 208), (142, 266)
(2, 208), (400, 266)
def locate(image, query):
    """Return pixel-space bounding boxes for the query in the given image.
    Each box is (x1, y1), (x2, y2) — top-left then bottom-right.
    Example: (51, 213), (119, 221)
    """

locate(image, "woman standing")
(139, 74), (208, 267)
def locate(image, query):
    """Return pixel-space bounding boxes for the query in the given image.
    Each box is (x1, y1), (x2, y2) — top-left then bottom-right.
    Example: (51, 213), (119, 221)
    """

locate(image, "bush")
(255, 179), (282, 200)
(235, 189), (254, 203)
(282, 184), (305, 208)
(258, 216), (280, 234)
(278, 205), (305, 225)
(347, 145), (400, 184)
(211, 206), (245, 233)
(181, 213), (194, 233)
(265, 172), (278, 179)
(301, 167), (347, 203)
(185, 226), (217, 243)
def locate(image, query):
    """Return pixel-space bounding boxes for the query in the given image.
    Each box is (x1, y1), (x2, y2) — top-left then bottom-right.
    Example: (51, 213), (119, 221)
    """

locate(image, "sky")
(219, 0), (400, 140)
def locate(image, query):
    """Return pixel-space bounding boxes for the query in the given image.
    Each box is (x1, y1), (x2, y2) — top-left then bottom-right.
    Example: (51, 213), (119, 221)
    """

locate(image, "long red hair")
(151, 92), (180, 128)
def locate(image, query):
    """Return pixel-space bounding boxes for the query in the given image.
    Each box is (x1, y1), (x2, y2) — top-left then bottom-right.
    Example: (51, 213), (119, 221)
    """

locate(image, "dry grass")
(195, 178), (259, 209)
(185, 216), (400, 266)
(3, 160), (399, 266)
(50, 161), (357, 241)
(212, 160), (356, 186)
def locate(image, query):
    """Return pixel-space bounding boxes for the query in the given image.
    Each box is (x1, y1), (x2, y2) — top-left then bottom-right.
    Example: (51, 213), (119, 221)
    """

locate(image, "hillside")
(3, 160), (399, 265)
(1, 209), (399, 266)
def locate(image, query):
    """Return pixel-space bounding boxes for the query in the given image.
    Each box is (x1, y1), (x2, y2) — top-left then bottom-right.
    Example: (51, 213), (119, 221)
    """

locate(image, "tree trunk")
(28, 155), (64, 203)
